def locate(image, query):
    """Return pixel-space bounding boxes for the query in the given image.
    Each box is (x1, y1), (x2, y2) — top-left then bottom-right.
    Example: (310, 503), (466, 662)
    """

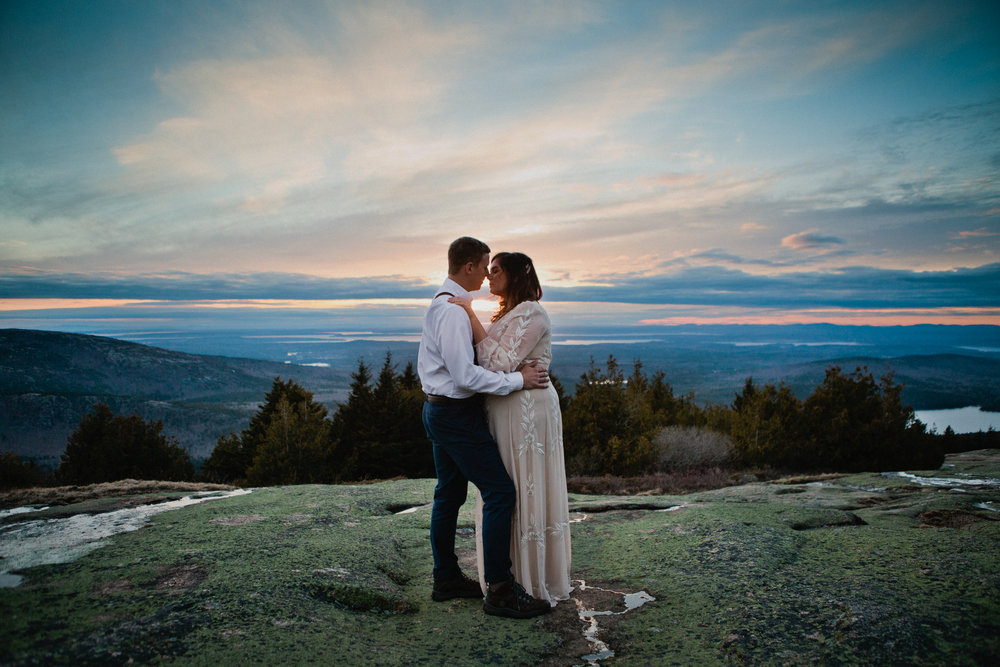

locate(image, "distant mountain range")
(2, 328), (999, 468)
(0, 329), (349, 468)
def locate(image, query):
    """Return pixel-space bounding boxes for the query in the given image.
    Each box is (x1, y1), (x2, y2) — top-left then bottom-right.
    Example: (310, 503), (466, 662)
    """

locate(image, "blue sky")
(1, 0), (998, 331)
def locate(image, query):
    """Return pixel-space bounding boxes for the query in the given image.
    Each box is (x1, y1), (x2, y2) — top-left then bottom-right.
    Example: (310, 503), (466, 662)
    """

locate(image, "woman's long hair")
(491, 252), (542, 322)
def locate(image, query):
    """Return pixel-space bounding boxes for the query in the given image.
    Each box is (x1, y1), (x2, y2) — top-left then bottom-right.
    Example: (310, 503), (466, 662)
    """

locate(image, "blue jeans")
(423, 398), (515, 585)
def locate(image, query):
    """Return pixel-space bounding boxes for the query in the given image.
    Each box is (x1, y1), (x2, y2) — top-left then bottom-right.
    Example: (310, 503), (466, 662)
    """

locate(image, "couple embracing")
(418, 236), (572, 618)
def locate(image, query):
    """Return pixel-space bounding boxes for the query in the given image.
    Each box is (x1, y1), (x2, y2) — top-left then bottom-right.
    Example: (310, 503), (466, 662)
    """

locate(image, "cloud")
(0, 271), (433, 301)
(781, 231), (847, 250)
(2, 0), (996, 288)
(107, 0), (952, 218)
(542, 262), (1000, 310)
(955, 228), (999, 239)
(110, 3), (482, 208)
(5, 262), (998, 312)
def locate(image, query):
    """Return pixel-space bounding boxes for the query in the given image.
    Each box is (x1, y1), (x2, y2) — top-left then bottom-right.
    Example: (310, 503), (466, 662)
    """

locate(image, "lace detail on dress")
(548, 521), (570, 538)
(474, 302), (552, 372)
(518, 391), (544, 457)
(506, 314), (530, 367)
(521, 513), (545, 546)
(523, 519), (570, 544)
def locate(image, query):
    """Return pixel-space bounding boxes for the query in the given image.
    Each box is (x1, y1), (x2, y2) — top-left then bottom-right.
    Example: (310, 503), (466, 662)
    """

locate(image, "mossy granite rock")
(2, 451), (998, 665)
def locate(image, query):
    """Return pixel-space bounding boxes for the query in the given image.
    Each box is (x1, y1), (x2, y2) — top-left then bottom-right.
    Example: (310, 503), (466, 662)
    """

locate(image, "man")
(418, 236), (551, 619)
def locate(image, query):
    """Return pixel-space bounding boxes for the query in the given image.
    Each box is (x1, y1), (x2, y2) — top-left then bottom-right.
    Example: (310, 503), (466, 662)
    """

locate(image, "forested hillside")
(3, 328), (999, 470)
(0, 329), (346, 466)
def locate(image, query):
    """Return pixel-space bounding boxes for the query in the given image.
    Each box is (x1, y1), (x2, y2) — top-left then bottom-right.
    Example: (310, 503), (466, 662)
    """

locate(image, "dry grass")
(775, 473), (844, 484)
(0, 479), (234, 509)
(568, 467), (749, 496)
(2, 467), (786, 509)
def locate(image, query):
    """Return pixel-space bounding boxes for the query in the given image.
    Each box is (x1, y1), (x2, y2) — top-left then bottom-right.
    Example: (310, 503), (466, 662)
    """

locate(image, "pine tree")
(327, 359), (374, 480)
(730, 378), (802, 467)
(799, 366), (938, 471)
(246, 391), (329, 485)
(203, 378), (329, 484)
(0, 451), (47, 490)
(562, 356), (656, 475)
(201, 432), (244, 484)
(331, 353), (433, 480)
(59, 403), (194, 484)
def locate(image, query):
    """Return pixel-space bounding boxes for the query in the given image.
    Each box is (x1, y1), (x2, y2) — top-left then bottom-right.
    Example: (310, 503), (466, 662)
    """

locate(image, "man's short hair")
(448, 237), (490, 275)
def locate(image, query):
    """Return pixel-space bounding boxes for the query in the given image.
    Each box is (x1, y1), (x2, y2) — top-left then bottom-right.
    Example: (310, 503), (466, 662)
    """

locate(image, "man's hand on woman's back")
(520, 359), (549, 390)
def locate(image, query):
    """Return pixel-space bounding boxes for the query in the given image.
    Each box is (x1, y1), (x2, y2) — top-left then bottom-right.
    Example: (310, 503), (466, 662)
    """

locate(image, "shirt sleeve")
(438, 304), (524, 395)
(475, 303), (549, 373)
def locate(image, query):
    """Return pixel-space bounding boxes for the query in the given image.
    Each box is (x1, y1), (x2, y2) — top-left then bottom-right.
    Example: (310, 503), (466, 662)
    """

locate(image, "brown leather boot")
(432, 571), (483, 601)
(483, 578), (551, 618)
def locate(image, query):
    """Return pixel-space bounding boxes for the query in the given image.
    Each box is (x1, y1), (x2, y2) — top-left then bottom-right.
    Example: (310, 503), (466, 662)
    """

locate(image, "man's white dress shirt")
(418, 277), (524, 399)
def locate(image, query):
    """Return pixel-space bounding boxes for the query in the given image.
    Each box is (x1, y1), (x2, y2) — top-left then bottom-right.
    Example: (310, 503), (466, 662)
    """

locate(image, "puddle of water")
(655, 504), (687, 513)
(0, 506), (50, 520)
(573, 580), (655, 666)
(0, 489), (251, 588)
(395, 502), (433, 515)
(880, 472), (1000, 488)
(623, 590), (656, 610)
(575, 597), (614, 664)
(843, 484), (887, 493)
(975, 501), (999, 513)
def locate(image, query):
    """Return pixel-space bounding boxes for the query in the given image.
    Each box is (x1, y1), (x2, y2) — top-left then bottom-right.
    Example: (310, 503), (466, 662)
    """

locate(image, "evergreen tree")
(327, 359), (374, 480)
(201, 432), (244, 484)
(400, 361), (420, 391)
(203, 378), (329, 484)
(562, 356), (656, 476)
(330, 353), (433, 480)
(59, 403), (194, 484)
(730, 378), (802, 467)
(0, 451), (47, 490)
(799, 366), (938, 471)
(550, 372), (570, 414)
(245, 390), (329, 485)
(629, 364), (704, 434)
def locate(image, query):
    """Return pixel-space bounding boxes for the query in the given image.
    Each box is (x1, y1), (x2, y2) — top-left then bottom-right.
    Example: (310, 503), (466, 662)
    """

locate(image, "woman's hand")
(449, 296), (487, 344)
(448, 296), (474, 313)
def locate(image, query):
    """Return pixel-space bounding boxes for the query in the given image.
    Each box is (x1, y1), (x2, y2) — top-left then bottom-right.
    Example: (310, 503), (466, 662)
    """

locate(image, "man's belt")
(425, 394), (479, 403)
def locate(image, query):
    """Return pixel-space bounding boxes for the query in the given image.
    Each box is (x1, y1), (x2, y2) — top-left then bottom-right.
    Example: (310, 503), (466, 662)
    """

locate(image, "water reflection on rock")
(0, 505), (50, 520)
(572, 579), (655, 665)
(0, 489), (251, 588)
(880, 471), (1000, 487)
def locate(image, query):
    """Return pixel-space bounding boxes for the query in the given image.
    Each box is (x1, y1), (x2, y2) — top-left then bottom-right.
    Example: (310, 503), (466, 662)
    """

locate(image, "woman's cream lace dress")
(474, 300), (572, 603)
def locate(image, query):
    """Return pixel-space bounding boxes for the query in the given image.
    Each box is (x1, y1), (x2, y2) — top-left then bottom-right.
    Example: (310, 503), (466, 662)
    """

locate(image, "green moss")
(3, 454), (999, 664)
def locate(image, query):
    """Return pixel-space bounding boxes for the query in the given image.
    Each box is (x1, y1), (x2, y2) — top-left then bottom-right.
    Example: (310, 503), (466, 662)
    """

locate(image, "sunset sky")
(1, 0), (998, 332)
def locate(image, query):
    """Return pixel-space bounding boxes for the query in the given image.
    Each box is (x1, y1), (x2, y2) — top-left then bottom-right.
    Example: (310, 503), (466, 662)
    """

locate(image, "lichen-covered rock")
(2, 452), (998, 664)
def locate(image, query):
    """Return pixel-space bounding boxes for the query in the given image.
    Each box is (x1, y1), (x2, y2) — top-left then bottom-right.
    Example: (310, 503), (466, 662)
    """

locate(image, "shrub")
(654, 425), (734, 471)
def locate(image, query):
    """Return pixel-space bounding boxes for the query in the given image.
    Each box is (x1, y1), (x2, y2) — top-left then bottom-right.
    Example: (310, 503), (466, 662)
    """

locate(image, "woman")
(449, 251), (572, 604)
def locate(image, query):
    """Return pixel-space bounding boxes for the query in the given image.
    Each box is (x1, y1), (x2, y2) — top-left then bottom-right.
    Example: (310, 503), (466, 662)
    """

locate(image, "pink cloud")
(781, 230), (846, 250)
(955, 227), (999, 239)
